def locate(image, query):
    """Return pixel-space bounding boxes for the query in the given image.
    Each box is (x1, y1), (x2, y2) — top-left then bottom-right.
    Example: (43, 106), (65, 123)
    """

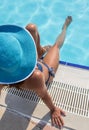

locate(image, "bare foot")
(62, 16), (72, 29)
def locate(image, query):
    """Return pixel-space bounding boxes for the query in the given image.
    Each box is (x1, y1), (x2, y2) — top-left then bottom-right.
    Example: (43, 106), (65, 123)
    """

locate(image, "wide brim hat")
(0, 25), (37, 84)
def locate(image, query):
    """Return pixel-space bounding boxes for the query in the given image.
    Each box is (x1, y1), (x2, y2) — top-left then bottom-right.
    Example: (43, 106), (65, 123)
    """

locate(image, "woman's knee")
(26, 23), (37, 33)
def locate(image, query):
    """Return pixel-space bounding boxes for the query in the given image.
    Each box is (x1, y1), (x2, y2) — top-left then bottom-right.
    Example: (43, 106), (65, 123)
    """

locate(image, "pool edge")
(59, 61), (89, 70)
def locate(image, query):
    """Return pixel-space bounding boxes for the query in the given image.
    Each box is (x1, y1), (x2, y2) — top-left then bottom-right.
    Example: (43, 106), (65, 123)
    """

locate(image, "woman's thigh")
(43, 45), (60, 73)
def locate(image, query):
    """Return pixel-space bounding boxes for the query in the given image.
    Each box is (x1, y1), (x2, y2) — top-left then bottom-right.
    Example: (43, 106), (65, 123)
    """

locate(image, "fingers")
(59, 115), (64, 126)
(52, 115), (64, 128)
(51, 108), (66, 128)
(52, 117), (62, 127)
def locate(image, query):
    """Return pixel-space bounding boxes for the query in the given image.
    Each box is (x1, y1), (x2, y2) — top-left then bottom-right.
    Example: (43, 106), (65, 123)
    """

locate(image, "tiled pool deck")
(0, 64), (89, 130)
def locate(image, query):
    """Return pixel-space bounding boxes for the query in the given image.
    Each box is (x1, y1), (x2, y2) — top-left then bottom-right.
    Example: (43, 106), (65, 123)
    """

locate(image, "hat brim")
(0, 25), (37, 84)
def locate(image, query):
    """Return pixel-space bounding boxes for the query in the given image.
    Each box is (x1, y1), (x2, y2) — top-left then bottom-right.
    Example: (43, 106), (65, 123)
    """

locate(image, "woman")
(0, 16), (72, 128)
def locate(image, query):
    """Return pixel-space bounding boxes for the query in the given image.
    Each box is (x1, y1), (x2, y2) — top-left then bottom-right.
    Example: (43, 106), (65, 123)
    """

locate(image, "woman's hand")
(51, 107), (66, 128)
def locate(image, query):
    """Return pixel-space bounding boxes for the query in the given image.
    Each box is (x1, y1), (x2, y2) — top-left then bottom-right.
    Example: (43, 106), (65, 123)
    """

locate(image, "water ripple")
(0, 0), (89, 66)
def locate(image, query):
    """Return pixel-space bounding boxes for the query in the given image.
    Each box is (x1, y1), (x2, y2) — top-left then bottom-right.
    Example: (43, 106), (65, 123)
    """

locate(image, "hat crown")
(0, 25), (37, 84)
(0, 33), (22, 72)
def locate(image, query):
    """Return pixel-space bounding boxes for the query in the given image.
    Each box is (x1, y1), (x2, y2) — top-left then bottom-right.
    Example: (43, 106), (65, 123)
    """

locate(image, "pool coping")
(59, 61), (89, 70)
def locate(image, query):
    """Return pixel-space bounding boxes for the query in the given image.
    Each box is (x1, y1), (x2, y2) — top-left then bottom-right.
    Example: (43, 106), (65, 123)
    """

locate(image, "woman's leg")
(43, 16), (72, 73)
(26, 24), (47, 58)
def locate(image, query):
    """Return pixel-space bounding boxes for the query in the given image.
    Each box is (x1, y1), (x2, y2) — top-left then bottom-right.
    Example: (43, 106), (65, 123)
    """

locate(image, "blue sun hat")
(0, 25), (37, 84)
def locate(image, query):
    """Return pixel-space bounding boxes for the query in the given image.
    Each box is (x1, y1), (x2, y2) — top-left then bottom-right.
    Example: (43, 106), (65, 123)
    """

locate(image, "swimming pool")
(0, 0), (89, 68)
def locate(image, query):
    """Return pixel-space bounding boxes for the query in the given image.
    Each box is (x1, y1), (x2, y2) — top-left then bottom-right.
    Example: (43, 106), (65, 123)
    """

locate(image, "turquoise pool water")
(0, 0), (89, 67)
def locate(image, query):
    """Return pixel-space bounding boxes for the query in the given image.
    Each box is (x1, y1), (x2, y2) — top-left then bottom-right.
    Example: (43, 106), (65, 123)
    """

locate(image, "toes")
(68, 16), (72, 21)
